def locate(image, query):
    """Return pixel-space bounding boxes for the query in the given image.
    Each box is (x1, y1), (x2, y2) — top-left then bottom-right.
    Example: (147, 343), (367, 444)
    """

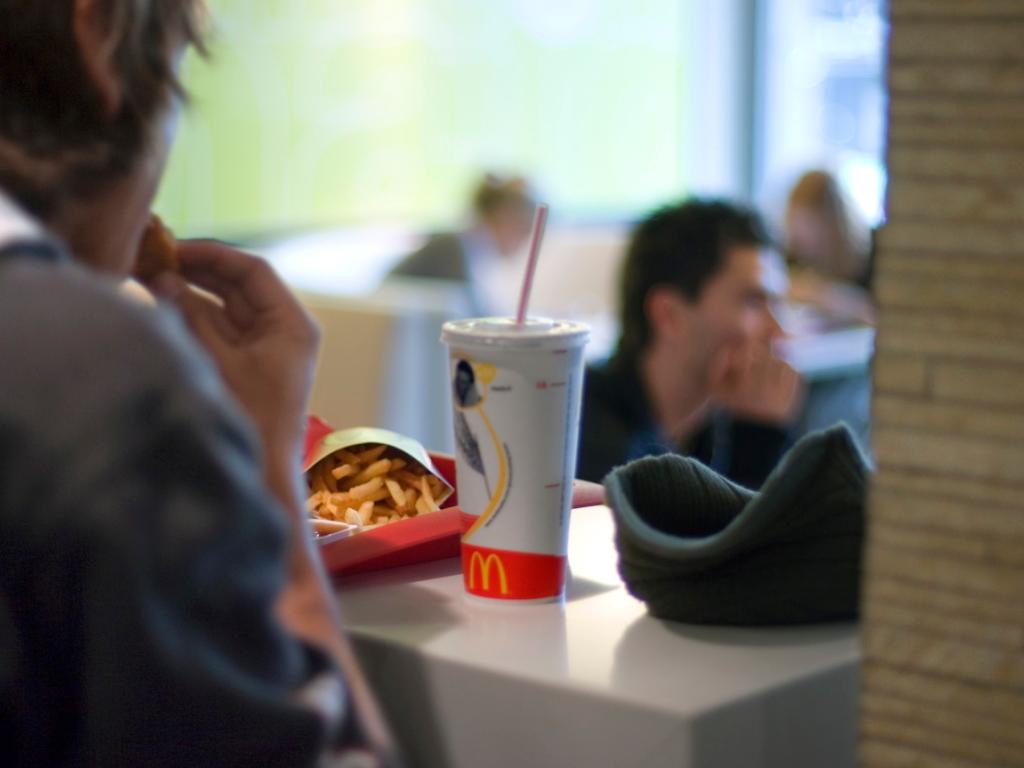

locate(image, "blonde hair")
(0, 0), (208, 220)
(784, 170), (870, 283)
(471, 173), (534, 219)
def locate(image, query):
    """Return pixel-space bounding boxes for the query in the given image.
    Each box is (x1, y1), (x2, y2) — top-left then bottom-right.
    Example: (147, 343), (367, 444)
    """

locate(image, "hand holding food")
(148, 240), (320, 473)
(709, 339), (804, 425)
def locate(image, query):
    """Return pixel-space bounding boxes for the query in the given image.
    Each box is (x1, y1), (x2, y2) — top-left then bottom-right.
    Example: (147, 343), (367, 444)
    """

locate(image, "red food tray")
(317, 452), (470, 577)
(304, 416), (605, 577)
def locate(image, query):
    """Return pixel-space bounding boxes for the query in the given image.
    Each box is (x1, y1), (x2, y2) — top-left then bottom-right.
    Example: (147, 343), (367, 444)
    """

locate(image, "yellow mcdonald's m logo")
(468, 551), (509, 595)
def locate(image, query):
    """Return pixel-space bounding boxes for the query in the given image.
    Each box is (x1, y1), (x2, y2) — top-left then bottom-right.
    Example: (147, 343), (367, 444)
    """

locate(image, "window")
(155, 0), (691, 237)
(755, 0), (888, 226)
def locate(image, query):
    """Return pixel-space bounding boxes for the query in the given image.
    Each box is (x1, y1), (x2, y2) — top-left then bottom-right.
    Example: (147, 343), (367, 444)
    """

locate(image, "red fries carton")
(303, 417), (464, 576)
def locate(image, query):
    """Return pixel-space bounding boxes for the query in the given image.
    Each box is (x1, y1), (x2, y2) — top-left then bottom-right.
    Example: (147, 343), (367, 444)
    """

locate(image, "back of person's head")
(783, 169), (870, 283)
(470, 172), (536, 257)
(0, 0), (207, 221)
(471, 173), (534, 221)
(616, 198), (771, 362)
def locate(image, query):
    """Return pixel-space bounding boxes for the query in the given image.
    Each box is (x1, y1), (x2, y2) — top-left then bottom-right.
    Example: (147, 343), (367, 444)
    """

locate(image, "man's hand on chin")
(708, 341), (804, 425)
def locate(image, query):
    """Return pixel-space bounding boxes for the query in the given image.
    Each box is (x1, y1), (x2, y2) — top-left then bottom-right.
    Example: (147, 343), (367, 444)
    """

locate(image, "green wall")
(155, 1), (689, 238)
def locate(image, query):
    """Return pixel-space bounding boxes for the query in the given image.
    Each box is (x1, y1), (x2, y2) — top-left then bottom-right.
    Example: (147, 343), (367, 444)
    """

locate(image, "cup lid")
(441, 316), (589, 349)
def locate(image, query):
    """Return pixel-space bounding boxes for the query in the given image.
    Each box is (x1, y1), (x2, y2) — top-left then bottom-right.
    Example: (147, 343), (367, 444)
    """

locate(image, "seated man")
(577, 199), (802, 488)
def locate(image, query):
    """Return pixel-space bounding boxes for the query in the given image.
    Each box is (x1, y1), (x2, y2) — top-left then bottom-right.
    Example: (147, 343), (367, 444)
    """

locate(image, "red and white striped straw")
(515, 203), (549, 326)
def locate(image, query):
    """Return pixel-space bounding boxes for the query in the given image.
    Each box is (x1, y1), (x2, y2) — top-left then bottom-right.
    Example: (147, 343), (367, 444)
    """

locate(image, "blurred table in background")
(334, 505), (861, 768)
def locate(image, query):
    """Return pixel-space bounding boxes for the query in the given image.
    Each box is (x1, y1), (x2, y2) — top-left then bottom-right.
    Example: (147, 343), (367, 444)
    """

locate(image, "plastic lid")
(441, 317), (590, 349)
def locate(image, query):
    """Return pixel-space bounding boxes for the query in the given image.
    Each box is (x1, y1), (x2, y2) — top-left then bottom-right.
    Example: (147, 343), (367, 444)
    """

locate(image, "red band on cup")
(461, 542), (566, 600)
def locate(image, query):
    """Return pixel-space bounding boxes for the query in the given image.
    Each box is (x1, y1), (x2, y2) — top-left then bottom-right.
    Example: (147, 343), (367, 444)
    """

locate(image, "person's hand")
(708, 340), (803, 425)
(147, 240), (320, 468)
(571, 479), (606, 507)
(149, 247), (398, 758)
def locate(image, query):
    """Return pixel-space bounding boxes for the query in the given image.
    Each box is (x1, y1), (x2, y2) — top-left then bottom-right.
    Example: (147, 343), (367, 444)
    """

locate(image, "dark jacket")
(389, 232), (492, 315)
(389, 232), (470, 282)
(577, 355), (790, 489)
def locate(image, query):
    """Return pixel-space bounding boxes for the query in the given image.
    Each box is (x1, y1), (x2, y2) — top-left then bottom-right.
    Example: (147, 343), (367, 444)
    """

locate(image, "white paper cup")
(441, 317), (589, 602)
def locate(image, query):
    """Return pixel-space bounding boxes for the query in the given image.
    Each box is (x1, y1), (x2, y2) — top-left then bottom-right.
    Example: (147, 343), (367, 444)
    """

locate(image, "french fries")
(306, 444), (450, 536)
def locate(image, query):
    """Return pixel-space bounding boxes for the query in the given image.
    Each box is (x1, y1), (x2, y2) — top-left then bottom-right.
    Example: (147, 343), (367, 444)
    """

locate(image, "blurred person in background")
(577, 199), (803, 489)
(0, 1), (397, 765)
(782, 169), (875, 325)
(389, 172), (536, 316)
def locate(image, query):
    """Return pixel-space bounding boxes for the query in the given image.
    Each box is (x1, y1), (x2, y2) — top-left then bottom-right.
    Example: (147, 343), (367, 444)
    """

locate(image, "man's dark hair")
(616, 198), (771, 362)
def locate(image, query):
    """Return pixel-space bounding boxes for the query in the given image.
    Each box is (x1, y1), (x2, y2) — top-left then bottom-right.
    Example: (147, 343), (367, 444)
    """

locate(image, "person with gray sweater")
(0, 2), (396, 765)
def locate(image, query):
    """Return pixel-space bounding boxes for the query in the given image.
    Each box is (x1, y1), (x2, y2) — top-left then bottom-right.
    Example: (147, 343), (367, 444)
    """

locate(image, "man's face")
(686, 245), (782, 373)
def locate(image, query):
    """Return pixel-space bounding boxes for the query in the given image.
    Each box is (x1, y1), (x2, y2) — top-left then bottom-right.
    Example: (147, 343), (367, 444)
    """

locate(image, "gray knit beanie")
(604, 424), (870, 625)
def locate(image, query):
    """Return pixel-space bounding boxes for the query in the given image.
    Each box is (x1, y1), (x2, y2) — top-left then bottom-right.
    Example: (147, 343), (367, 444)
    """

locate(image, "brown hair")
(783, 169), (870, 283)
(471, 173), (534, 219)
(0, 0), (208, 219)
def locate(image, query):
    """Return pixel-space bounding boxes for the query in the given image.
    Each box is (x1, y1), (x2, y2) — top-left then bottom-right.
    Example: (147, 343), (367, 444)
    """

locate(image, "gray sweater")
(0, 196), (355, 766)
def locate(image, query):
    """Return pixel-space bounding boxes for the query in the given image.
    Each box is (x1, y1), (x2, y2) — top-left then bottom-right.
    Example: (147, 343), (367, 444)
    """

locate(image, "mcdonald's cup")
(441, 317), (589, 602)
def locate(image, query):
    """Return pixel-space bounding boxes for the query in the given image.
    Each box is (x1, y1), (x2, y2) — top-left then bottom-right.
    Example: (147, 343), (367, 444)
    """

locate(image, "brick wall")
(861, 1), (1024, 765)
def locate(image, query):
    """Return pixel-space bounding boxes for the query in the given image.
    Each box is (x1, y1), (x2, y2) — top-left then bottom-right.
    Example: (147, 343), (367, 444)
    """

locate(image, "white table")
(777, 325), (875, 382)
(333, 506), (861, 768)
